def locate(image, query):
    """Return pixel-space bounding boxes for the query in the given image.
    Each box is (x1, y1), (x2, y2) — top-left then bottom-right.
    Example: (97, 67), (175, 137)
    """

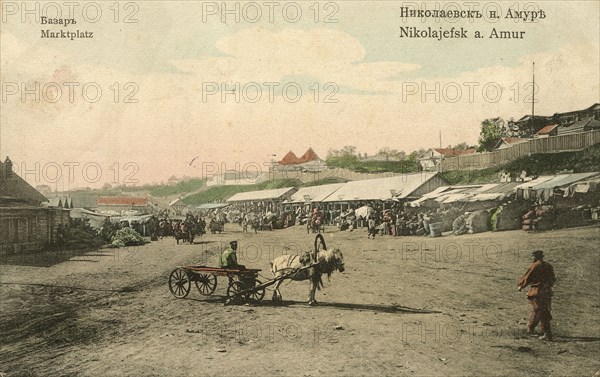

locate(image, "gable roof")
(494, 137), (531, 149)
(278, 151), (301, 165)
(169, 198), (187, 207)
(0, 158), (48, 206)
(227, 187), (297, 202)
(288, 183), (345, 204)
(433, 148), (476, 157)
(322, 173), (442, 202)
(298, 148), (321, 163)
(536, 124), (558, 135)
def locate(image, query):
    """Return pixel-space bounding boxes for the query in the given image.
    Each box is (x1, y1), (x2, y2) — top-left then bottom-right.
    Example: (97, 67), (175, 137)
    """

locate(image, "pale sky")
(1, 1), (599, 188)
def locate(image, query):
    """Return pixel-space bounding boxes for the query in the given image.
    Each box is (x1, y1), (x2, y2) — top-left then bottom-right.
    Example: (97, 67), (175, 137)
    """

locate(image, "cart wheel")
(249, 279), (266, 301)
(195, 273), (217, 296)
(226, 281), (248, 299)
(169, 268), (191, 298)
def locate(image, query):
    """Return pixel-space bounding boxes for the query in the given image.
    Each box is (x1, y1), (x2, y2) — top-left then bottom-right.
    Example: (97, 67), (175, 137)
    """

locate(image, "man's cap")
(230, 240), (238, 246)
(532, 250), (544, 258)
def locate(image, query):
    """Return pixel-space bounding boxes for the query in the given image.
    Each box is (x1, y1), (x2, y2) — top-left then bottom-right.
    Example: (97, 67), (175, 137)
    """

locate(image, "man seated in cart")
(219, 241), (245, 270)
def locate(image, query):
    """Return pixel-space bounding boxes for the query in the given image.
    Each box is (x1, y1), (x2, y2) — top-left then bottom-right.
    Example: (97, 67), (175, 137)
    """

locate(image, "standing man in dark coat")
(518, 250), (556, 341)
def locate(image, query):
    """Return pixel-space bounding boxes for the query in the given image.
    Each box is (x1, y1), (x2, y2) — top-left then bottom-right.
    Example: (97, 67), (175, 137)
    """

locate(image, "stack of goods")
(452, 213), (469, 235)
(554, 206), (589, 229)
(492, 202), (531, 231)
(465, 210), (490, 234)
(441, 207), (463, 232)
(522, 205), (555, 231)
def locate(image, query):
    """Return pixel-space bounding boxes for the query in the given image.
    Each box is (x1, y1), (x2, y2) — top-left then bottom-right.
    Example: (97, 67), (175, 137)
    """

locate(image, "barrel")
(429, 222), (442, 237)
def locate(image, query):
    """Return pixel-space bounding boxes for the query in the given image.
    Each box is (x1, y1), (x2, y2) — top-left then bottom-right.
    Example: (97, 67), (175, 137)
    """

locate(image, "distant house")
(494, 137), (531, 150)
(278, 148), (322, 165)
(557, 118), (600, 136)
(97, 196), (149, 214)
(298, 148), (321, 163)
(508, 103), (600, 137)
(205, 170), (267, 187)
(277, 147), (326, 173)
(552, 103), (600, 126)
(535, 124), (559, 138)
(169, 198), (188, 215)
(508, 115), (553, 137)
(419, 148), (476, 171)
(0, 157), (70, 255)
(278, 151), (301, 165)
(167, 175), (180, 186)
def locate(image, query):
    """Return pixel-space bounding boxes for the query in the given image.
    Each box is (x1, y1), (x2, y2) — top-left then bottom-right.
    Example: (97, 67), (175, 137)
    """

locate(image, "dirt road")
(1, 225), (599, 376)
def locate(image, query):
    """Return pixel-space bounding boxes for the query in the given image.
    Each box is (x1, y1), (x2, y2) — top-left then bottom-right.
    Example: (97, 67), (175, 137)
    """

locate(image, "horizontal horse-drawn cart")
(168, 266), (266, 302)
(168, 263), (318, 305)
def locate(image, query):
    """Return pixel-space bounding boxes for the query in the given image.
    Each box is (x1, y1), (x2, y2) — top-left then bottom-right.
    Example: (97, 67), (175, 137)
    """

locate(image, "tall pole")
(439, 130), (442, 148)
(531, 62), (535, 136)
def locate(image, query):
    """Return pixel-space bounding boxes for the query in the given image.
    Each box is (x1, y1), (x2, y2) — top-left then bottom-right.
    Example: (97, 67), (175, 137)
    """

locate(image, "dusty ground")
(1, 225), (599, 377)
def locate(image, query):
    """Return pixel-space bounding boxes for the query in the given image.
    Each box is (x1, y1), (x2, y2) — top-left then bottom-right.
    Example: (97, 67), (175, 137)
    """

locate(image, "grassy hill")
(326, 156), (420, 174)
(181, 177), (349, 205)
(64, 145), (599, 202)
(441, 144), (600, 185)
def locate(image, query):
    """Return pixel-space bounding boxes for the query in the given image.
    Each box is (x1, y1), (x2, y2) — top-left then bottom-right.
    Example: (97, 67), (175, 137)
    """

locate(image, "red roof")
(298, 147), (321, 163)
(500, 138), (530, 145)
(433, 148), (476, 157)
(536, 124), (558, 135)
(278, 151), (301, 165)
(97, 196), (148, 206)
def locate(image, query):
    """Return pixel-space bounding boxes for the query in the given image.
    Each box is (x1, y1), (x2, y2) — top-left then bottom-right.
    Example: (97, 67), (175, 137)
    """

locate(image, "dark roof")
(557, 119), (600, 135)
(0, 158), (48, 206)
(433, 148), (476, 157)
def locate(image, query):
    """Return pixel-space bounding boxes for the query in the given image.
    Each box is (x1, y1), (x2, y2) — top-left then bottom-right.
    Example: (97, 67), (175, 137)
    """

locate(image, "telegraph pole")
(530, 62), (535, 136)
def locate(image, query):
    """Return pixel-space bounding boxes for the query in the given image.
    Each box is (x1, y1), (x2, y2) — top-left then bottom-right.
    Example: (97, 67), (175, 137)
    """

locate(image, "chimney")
(3, 157), (13, 179)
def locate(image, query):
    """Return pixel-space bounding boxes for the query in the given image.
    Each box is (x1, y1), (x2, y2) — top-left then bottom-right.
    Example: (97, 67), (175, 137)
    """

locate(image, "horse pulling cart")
(168, 263), (318, 305)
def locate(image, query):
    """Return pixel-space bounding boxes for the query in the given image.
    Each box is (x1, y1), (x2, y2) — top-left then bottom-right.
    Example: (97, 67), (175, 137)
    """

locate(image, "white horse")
(270, 235), (345, 305)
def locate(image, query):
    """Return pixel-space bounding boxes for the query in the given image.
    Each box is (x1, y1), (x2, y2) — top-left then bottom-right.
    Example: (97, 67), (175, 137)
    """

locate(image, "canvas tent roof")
(408, 182), (519, 207)
(70, 208), (109, 229)
(169, 198), (187, 207)
(287, 183), (345, 204)
(196, 203), (230, 209)
(227, 187), (297, 202)
(98, 196), (148, 206)
(565, 176), (600, 195)
(322, 173), (440, 202)
(513, 172), (600, 192)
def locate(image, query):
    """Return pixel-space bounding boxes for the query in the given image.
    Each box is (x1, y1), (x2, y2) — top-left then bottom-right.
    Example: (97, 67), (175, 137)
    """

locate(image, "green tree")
(478, 118), (506, 152)
(449, 142), (475, 150)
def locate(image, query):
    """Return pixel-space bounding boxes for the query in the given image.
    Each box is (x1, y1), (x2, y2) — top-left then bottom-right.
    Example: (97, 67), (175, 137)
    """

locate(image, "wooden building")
(0, 157), (70, 255)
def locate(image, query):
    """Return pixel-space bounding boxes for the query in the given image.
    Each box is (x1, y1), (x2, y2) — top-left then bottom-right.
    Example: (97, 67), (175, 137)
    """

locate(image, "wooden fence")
(439, 130), (600, 172)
